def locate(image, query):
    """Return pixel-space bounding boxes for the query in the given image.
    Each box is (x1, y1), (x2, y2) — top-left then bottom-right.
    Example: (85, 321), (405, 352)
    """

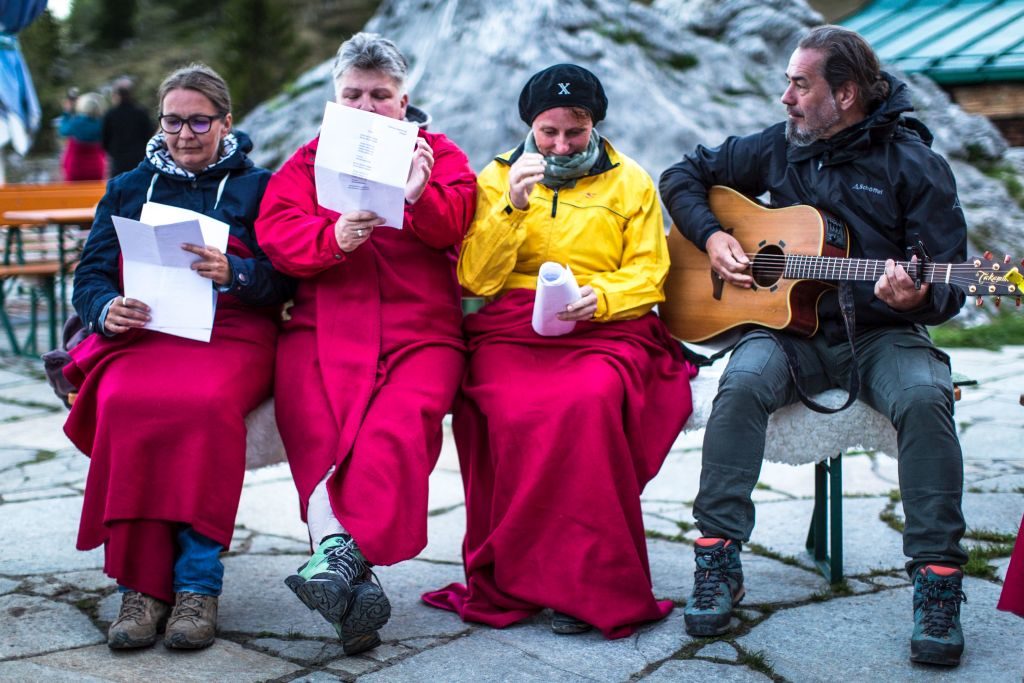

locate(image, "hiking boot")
(684, 537), (745, 637)
(164, 592), (218, 650)
(551, 611), (592, 635)
(108, 591), (170, 649)
(910, 565), (966, 667)
(286, 533), (391, 652)
(333, 581), (391, 655)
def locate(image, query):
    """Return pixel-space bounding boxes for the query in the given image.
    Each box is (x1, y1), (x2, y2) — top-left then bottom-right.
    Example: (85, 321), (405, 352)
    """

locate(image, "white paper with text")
(313, 101), (418, 230)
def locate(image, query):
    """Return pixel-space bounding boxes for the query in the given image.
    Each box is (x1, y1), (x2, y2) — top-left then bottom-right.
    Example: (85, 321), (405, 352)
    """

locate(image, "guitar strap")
(770, 282), (861, 414)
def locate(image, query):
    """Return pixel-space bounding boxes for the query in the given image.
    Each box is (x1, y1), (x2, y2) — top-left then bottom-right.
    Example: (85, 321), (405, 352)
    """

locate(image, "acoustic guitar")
(661, 186), (1022, 343)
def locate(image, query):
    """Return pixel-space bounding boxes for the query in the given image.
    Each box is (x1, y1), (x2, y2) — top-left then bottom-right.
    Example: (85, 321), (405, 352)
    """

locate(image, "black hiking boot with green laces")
(285, 533), (391, 654)
(684, 537), (745, 637)
(910, 565), (966, 667)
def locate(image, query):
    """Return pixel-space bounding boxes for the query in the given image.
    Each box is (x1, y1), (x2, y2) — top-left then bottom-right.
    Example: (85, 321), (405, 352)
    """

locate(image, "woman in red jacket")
(255, 32), (476, 656)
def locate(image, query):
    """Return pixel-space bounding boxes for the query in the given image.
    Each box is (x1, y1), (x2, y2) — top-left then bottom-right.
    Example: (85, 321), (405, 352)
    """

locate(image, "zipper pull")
(551, 189), (559, 218)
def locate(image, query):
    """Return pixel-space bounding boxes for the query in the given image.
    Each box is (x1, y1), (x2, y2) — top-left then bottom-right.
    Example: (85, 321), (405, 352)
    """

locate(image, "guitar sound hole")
(751, 245), (784, 288)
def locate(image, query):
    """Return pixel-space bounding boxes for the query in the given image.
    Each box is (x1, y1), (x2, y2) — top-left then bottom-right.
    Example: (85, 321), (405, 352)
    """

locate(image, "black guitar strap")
(769, 282), (861, 414)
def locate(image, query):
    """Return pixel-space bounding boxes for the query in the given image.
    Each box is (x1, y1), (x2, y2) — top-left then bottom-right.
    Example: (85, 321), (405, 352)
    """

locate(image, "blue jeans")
(693, 326), (967, 576)
(119, 526), (223, 597)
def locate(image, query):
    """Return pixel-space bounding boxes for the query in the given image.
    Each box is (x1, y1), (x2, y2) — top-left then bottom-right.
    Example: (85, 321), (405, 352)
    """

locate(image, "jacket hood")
(787, 72), (933, 164)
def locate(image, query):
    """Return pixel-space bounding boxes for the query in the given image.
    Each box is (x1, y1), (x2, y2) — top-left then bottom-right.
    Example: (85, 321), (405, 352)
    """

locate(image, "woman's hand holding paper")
(557, 285), (597, 321)
(334, 211), (385, 252)
(183, 243), (232, 286)
(104, 296), (151, 335)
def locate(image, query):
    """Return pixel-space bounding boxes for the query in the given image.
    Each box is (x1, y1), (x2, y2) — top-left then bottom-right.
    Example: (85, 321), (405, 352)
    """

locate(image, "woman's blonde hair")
(75, 92), (106, 118)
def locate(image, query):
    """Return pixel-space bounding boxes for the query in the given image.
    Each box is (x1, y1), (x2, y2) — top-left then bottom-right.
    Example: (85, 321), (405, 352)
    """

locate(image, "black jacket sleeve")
(887, 152), (966, 326)
(71, 183), (122, 334)
(221, 171), (297, 306)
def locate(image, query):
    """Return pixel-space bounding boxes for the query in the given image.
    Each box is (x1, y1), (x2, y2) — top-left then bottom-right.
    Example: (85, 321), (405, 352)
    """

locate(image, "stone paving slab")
(963, 492), (1024, 536)
(358, 633), (592, 682)
(478, 610), (690, 681)
(0, 400), (49, 421)
(697, 639), (740, 661)
(0, 368), (31, 387)
(0, 594), (105, 660)
(2, 484), (80, 503)
(750, 496), (907, 575)
(968, 471), (1024, 493)
(0, 411), (75, 451)
(372, 559), (470, 642)
(643, 450), (702, 503)
(418, 507), (465, 564)
(0, 447), (38, 471)
(0, 640), (302, 682)
(428, 469), (467, 512)
(0, 380), (66, 408)
(735, 578), (1024, 681)
(0, 496), (103, 574)
(233, 479), (307, 541)
(249, 637), (348, 667)
(645, 659), (772, 682)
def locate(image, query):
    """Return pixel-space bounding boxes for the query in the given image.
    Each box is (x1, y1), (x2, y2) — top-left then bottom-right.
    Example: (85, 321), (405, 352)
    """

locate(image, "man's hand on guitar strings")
(706, 230), (753, 288)
(874, 256), (929, 311)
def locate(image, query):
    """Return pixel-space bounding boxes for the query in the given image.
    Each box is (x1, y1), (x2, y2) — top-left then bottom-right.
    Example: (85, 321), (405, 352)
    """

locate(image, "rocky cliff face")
(241, 0), (1024, 273)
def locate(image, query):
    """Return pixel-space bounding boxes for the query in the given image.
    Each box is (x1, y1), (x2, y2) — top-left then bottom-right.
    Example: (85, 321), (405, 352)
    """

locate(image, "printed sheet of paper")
(140, 202), (230, 252)
(313, 100), (418, 230)
(532, 262), (581, 337)
(112, 216), (215, 342)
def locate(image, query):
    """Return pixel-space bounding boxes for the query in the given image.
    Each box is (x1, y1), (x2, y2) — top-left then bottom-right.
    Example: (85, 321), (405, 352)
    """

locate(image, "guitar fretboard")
(780, 256), (941, 282)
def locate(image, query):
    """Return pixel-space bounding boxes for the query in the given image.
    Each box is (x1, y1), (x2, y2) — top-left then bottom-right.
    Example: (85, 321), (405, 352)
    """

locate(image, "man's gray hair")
(332, 32), (408, 90)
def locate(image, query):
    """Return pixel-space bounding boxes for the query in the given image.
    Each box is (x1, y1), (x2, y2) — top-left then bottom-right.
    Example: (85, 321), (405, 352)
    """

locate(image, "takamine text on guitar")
(661, 186), (1022, 343)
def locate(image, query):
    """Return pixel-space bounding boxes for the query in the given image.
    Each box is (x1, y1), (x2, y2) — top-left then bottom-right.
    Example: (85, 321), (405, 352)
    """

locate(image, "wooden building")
(841, 0), (1024, 145)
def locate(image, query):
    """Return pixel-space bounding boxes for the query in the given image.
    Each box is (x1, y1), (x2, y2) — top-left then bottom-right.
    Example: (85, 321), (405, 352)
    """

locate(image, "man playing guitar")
(660, 25), (969, 667)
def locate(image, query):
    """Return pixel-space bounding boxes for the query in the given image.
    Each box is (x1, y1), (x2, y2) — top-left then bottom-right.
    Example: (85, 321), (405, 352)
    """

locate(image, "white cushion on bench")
(684, 367), (897, 466)
(244, 368), (899, 471)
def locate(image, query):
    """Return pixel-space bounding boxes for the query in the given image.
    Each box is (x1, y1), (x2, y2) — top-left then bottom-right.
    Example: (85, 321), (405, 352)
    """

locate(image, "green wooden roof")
(840, 0), (1024, 83)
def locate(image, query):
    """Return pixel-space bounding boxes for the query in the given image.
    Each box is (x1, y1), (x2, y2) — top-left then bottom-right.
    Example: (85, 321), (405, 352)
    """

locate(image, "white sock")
(307, 466), (346, 546)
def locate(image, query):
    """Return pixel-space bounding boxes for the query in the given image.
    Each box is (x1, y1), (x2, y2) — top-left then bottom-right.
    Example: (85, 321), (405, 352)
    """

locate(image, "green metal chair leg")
(806, 453), (844, 583)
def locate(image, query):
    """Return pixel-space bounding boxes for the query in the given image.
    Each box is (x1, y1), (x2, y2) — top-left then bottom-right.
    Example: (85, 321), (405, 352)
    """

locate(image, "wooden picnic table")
(2, 206), (96, 342)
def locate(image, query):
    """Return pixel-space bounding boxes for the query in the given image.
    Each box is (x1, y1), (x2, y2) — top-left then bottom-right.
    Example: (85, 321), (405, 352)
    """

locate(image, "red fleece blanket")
(422, 290), (696, 638)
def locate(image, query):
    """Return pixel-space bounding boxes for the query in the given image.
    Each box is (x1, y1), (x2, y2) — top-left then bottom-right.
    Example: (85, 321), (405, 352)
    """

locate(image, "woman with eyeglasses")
(64, 63), (293, 652)
(255, 33), (475, 655)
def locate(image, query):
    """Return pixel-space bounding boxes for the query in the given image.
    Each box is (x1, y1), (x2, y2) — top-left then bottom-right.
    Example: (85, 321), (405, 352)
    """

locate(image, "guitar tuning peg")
(975, 296), (984, 307)
(1005, 255), (1013, 264)
(984, 251), (992, 260)
(994, 296), (1002, 308)
(1017, 296), (1022, 307)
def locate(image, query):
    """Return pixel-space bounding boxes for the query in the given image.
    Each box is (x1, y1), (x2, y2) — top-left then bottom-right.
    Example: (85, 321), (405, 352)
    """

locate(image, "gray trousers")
(693, 325), (968, 576)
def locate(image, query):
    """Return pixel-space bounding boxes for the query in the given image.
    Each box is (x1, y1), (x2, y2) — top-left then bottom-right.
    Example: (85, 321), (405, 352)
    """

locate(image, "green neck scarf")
(524, 129), (602, 190)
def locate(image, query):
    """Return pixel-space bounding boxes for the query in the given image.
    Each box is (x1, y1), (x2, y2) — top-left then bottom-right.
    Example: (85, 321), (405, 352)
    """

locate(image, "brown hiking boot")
(108, 591), (171, 649)
(163, 592), (218, 650)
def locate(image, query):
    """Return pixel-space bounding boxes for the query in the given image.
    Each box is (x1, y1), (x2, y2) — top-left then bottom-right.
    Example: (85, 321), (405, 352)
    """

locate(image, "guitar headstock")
(964, 253), (1022, 308)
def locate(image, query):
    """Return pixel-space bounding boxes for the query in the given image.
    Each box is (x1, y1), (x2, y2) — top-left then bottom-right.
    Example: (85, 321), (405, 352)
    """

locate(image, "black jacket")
(101, 101), (154, 177)
(73, 131), (295, 334)
(659, 74), (967, 342)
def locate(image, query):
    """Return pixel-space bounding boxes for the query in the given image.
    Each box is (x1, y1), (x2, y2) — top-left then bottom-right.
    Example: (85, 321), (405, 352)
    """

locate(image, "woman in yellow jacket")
(422, 64), (696, 639)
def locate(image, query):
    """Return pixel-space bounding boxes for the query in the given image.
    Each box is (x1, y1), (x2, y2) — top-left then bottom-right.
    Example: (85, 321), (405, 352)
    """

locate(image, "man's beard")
(785, 95), (841, 147)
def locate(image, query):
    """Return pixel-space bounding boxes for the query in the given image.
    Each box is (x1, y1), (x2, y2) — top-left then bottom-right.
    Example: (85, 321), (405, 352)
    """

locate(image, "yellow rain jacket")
(457, 139), (669, 321)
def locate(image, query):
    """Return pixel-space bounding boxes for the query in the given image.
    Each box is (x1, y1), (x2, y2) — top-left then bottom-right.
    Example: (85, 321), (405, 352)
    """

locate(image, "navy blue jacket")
(73, 131), (295, 334)
(660, 74), (967, 342)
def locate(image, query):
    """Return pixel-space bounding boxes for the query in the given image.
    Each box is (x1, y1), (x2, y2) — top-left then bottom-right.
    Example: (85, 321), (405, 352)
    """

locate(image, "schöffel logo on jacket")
(851, 183), (884, 196)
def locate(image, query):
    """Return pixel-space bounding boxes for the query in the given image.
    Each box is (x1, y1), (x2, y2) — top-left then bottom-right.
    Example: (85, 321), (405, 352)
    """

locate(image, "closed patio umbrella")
(0, 0), (47, 182)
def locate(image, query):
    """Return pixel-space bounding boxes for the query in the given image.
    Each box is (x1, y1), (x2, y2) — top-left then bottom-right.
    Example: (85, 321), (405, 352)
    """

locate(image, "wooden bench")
(0, 182), (104, 355)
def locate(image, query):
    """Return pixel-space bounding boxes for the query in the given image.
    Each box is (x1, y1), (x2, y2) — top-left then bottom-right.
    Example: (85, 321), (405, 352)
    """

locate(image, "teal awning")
(840, 0), (1024, 84)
